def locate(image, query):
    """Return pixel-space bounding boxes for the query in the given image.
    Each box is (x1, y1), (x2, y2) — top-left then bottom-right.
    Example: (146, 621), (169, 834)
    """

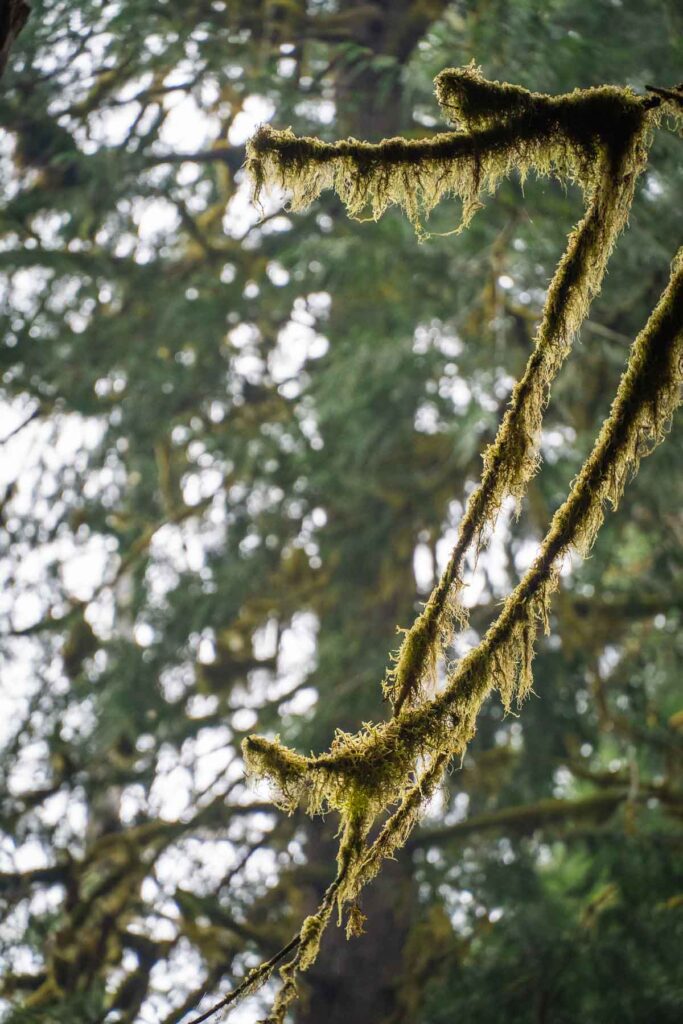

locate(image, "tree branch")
(146, 145), (245, 175)
(408, 789), (630, 848)
(186, 933), (301, 1024)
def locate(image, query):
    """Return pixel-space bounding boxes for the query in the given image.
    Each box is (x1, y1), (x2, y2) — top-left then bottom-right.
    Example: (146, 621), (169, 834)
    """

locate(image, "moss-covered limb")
(245, 119), (591, 237)
(434, 63), (646, 144)
(417, 244), (683, 727)
(313, 247), (683, 914)
(344, 752), (450, 907)
(239, 75), (682, 1024)
(261, 777), (450, 1019)
(243, 706), (458, 825)
(243, 247), (683, 843)
(192, 846), (365, 1024)
(246, 121), (518, 236)
(247, 70), (654, 717)
(453, 244), (683, 700)
(247, 69), (651, 237)
(388, 114), (650, 713)
(261, 815), (368, 1024)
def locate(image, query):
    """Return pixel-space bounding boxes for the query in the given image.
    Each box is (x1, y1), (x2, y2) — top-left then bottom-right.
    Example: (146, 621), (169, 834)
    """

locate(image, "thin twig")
(186, 934), (300, 1024)
(0, 406), (41, 445)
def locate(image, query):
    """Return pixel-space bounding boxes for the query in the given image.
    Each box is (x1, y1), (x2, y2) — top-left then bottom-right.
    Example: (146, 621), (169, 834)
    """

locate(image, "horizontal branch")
(408, 789), (629, 848)
(146, 145), (245, 174)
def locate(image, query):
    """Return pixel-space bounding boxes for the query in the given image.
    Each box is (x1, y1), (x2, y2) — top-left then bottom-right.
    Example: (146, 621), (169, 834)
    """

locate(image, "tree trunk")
(293, 7), (450, 1019)
(296, 824), (420, 1024)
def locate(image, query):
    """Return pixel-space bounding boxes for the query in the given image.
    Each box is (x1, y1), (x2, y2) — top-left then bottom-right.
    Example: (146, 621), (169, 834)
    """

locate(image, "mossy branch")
(248, 243), (683, 789)
(247, 67), (655, 717)
(229, 67), (683, 1024)
(388, 108), (649, 712)
(247, 66), (651, 238)
(243, 247), (683, 986)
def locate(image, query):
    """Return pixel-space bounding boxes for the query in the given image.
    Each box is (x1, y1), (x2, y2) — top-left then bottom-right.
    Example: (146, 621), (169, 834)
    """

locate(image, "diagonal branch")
(242, 246), (683, 1000)
(0, 0), (30, 78)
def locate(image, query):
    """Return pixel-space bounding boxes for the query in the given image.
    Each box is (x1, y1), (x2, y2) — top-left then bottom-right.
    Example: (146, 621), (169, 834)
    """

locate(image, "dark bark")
(0, 0), (29, 78)
(334, 0), (449, 139)
(296, 824), (420, 1024)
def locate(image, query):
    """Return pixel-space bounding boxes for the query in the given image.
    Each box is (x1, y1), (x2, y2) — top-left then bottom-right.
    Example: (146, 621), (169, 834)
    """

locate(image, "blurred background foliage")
(0, 1), (681, 1021)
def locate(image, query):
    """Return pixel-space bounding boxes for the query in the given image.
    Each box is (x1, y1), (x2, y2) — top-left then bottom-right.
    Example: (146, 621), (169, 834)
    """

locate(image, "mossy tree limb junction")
(193, 66), (683, 1024)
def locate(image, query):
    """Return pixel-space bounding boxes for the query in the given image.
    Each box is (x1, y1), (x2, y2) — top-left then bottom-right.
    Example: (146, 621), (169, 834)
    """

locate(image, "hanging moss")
(245, 244), (683, 913)
(247, 66), (651, 238)
(247, 67), (655, 716)
(238, 66), (683, 1021)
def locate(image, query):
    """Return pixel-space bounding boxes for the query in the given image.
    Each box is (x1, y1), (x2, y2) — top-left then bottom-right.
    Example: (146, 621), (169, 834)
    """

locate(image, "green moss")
(247, 66), (652, 238)
(244, 247), (683, 1011)
(298, 913), (325, 970)
(248, 66), (654, 721)
(434, 62), (647, 152)
(242, 734), (310, 812)
(241, 67), (683, 1016)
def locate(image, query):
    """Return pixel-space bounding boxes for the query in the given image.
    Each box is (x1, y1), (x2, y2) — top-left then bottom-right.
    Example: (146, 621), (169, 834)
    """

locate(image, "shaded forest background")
(0, 1), (682, 1022)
